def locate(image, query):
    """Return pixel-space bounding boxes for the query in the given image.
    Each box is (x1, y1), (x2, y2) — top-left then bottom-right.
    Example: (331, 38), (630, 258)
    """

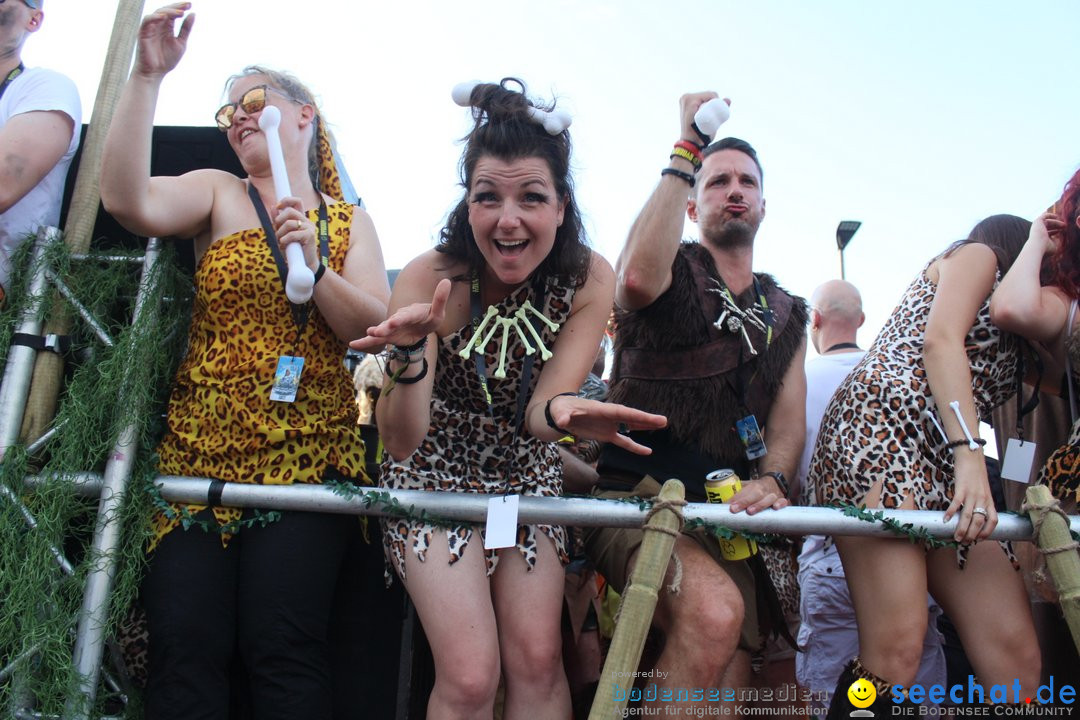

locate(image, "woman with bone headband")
(807, 215), (1041, 717)
(351, 79), (665, 718)
(100, 4), (390, 718)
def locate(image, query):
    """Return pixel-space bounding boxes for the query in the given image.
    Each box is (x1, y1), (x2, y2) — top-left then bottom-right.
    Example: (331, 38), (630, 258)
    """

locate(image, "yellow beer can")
(704, 469), (758, 560)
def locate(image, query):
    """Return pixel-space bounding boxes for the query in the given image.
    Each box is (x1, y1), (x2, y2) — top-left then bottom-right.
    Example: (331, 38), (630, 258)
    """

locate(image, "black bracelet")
(944, 437), (986, 452)
(393, 357), (428, 385)
(396, 336), (427, 353)
(312, 262), (326, 286)
(544, 392), (578, 436)
(760, 470), (789, 497)
(661, 167), (695, 188)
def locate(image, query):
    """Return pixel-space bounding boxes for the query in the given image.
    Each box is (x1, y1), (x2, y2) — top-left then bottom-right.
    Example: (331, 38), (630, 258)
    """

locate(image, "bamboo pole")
(19, 0), (146, 445)
(1024, 484), (1080, 654)
(588, 479), (685, 720)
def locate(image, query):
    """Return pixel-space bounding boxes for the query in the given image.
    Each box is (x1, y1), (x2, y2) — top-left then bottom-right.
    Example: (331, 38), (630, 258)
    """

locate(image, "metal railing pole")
(64, 239), (161, 719)
(0, 228), (57, 459)
(145, 476), (1080, 541)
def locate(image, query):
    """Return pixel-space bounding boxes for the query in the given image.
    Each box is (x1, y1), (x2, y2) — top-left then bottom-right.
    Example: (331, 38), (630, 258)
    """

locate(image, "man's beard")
(702, 218), (757, 250)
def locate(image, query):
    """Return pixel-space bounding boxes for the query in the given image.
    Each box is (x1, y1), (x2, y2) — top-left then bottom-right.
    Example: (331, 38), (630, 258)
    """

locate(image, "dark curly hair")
(436, 78), (590, 286)
(1050, 168), (1080, 299)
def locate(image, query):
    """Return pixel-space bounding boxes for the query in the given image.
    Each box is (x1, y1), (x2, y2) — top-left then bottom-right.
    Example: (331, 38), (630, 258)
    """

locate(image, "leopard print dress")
(810, 261), (1019, 562)
(151, 201), (368, 551)
(381, 279), (574, 584)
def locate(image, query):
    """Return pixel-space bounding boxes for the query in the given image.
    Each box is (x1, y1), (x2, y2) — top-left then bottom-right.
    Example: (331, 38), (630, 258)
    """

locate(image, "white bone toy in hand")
(257, 105), (314, 304)
(693, 98), (731, 140)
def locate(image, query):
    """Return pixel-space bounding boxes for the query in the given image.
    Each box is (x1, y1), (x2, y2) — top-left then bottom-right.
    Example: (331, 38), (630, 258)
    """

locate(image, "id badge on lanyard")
(247, 184), (329, 403)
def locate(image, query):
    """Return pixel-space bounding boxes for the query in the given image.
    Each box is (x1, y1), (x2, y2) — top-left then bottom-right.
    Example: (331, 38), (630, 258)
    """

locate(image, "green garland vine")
(0, 232), (192, 718)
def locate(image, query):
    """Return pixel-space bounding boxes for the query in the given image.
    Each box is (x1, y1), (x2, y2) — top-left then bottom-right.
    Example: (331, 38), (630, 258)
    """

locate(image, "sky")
(26, 0), (1080, 362)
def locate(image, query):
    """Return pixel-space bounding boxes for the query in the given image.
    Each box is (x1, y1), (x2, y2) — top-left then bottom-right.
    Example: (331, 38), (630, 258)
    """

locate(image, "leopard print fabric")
(316, 121), (342, 201)
(151, 201), (368, 551)
(381, 279), (575, 584)
(810, 263), (1019, 565)
(1038, 421), (1080, 512)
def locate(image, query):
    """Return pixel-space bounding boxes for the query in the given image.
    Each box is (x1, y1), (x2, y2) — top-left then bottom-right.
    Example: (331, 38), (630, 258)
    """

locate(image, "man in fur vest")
(584, 92), (807, 715)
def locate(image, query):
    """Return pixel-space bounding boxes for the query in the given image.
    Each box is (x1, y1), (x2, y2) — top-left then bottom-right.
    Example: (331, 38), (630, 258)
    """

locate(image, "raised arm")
(527, 253), (666, 453)
(100, 3), (219, 239)
(350, 252), (449, 461)
(924, 244), (999, 544)
(990, 211), (1071, 345)
(616, 92), (719, 311)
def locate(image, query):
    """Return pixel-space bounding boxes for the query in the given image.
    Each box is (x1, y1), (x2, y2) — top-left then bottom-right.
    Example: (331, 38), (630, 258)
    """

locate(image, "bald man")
(794, 279), (946, 711)
(0, 0), (81, 306)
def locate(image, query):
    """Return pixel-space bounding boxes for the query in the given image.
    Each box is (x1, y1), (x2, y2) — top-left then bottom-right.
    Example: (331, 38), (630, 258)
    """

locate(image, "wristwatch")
(760, 471), (789, 497)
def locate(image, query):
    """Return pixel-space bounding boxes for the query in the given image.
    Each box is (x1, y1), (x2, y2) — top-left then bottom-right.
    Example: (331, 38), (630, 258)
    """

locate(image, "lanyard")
(825, 342), (860, 353)
(1012, 339), (1042, 441)
(469, 273), (547, 490)
(0, 63), (24, 103)
(727, 275), (774, 412)
(247, 183), (329, 349)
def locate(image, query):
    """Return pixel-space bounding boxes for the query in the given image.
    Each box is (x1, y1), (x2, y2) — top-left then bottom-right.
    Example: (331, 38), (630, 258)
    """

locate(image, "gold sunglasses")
(215, 85), (303, 131)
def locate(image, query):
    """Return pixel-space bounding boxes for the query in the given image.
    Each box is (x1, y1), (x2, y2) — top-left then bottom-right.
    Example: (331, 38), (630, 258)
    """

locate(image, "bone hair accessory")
(693, 97), (731, 141)
(258, 105), (315, 304)
(451, 80), (572, 136)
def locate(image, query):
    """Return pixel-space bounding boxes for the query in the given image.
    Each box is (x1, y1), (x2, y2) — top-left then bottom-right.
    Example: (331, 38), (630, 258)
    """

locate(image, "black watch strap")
(761, 470), (789, 497)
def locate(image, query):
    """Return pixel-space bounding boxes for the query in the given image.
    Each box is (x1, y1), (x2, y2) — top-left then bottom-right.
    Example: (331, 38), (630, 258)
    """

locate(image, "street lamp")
(836, 220), (861, 280)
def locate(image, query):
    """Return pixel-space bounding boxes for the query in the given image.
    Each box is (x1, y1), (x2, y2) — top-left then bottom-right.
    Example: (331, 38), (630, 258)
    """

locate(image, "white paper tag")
(484, 495), (519, 550)
(1001, 438), (1037, 483)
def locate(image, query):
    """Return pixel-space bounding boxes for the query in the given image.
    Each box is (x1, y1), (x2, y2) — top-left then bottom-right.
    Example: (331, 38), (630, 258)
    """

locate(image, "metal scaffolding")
(0, 230), (162, 720)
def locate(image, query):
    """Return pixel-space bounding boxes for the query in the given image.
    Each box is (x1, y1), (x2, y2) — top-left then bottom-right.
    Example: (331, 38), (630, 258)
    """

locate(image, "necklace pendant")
(725, 315), (743, 333)
(739, 324), (758, 356)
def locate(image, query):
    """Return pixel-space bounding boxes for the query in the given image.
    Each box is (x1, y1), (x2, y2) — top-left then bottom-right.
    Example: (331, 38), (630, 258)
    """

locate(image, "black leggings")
(142, 507), (353, 720)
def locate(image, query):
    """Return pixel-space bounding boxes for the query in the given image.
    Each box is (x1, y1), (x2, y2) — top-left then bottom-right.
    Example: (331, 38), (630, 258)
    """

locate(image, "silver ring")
(295, 220), (302, 231)
(971, 507), (988, 517)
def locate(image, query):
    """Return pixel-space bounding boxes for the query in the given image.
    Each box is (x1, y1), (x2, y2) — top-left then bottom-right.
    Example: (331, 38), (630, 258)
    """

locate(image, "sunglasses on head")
(215, 85), (303, 131)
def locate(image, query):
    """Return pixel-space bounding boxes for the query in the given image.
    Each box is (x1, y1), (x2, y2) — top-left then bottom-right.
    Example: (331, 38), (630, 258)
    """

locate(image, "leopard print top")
(381, 279), (575, 584)
(810, 262), (1019, 565)
(151, 201), (368, 551)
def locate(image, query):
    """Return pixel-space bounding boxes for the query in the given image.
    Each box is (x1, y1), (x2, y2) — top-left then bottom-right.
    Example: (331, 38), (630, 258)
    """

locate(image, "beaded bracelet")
(661, 167), (695, 188)
(545, 391), (578, 436)
(387, 336), (428, 364)
(944, 437), (986, 452)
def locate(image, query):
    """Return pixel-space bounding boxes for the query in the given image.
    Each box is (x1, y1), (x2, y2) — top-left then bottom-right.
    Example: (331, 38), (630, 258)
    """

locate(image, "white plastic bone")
(258, 105), (314, 304)
(693, 98), (731, 139)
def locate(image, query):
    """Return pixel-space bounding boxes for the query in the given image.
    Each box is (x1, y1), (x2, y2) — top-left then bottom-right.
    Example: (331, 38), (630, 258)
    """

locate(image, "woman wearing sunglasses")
(100, 4), (389, 718)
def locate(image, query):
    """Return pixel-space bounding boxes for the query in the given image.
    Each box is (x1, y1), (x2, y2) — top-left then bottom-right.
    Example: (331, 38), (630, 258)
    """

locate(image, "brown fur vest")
(609, 242), (808, 461)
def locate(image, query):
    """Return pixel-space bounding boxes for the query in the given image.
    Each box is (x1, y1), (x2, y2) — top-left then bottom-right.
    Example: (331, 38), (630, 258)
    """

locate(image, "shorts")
(582, 474), (761, 652)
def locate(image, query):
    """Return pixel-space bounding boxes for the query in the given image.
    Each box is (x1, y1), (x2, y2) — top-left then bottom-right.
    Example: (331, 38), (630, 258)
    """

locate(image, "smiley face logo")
(847, 678), (876, 708)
